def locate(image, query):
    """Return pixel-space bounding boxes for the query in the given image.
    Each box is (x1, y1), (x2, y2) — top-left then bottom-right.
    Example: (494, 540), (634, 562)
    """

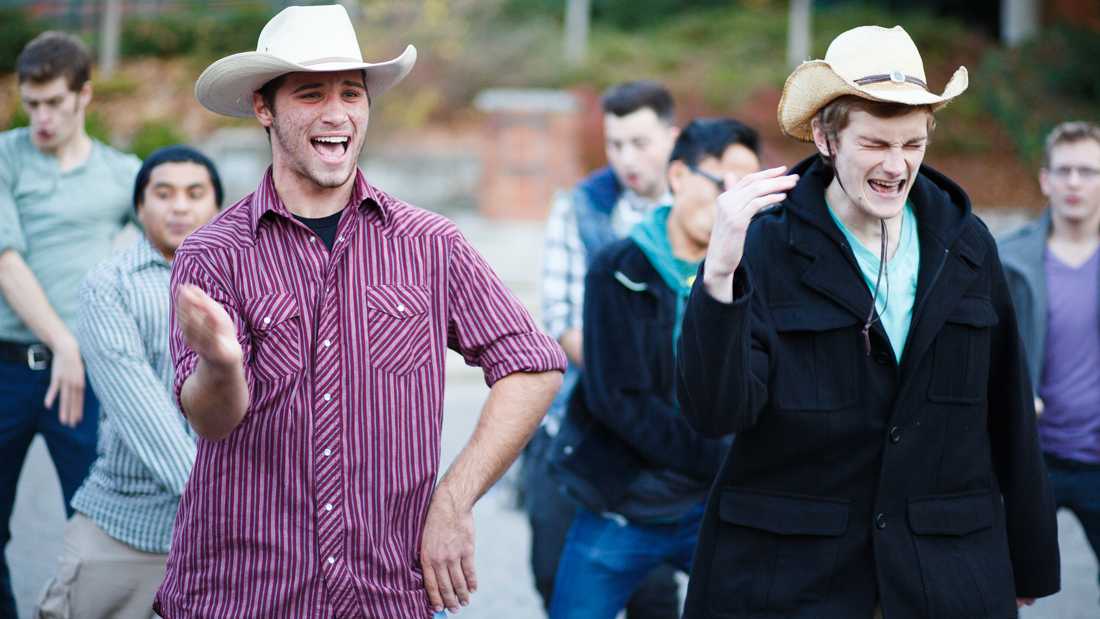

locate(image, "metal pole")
(564, 0), (590, 67)
(100, 0), (122, 78)
(787, 0), (812, 70)
(1001, 0), (1039, 48)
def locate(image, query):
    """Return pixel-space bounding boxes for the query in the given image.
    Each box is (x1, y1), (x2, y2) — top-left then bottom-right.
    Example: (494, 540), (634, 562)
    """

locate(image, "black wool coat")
(677, 157), (1060, 619)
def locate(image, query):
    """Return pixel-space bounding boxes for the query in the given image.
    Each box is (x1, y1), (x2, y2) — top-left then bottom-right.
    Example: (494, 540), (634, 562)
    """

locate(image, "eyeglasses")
(1049, 165), (1100, 181)
(687, 165), (726, 192)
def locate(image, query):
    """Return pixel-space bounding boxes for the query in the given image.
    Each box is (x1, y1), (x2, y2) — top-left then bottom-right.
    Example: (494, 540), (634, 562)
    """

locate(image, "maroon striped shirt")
(156, 168), (565, 619)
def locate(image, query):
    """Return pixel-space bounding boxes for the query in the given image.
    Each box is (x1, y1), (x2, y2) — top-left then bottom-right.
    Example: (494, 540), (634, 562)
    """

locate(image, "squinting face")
(815, 108), (930, 222)
(138, 161), (219, 261)
(255, 70), (369, 192)
(604, 108), (679, 199)
(1040, 139), (1100, 225)
(20, 76), (90, 154)
(669, 143), (761, 248)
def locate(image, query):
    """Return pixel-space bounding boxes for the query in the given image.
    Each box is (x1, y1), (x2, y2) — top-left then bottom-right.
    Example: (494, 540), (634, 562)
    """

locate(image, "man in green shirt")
(0, 31), (139, 617)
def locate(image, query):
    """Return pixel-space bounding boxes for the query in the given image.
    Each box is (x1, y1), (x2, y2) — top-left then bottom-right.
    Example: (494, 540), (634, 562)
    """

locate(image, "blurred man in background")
(548, 118), (759, 618)
(1000, 120), (1100, 603)
(36, 145), (223, 618)
(529, 79), (681, 617)
(0, 31), (139, 619)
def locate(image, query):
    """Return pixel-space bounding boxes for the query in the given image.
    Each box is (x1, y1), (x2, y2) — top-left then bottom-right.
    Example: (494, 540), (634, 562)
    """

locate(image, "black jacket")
(551, 238), (729, 515)
(678, 157), (1060, 619)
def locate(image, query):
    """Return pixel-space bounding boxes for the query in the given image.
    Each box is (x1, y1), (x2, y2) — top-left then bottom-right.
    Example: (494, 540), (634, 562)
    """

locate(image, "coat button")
(875, 512), (887, 529)
(889, 426), (901, 444)
(563, 445), (574, 456)
(874, 351), (891, 365)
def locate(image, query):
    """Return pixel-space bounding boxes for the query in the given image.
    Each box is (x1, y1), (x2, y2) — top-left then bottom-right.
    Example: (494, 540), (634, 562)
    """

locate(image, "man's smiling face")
(256, 70), (370, 192)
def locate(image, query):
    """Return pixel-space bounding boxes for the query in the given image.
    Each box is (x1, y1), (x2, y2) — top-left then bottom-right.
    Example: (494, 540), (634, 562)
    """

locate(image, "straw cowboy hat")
(195, 4), (416, 117)
(778, 25), (968, 142)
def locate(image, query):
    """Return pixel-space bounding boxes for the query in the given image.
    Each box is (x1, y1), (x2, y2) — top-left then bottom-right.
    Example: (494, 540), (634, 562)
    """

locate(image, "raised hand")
(175, 284), (242, 370)
(703, 166), (799, 302)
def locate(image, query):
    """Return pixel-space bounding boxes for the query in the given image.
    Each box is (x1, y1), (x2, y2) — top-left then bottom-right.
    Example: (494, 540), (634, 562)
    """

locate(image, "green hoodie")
(629, 205), (701, 351)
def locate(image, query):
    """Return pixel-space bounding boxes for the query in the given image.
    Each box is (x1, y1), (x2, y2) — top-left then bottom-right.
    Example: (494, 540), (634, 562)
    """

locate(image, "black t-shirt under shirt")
(294, 209), (343, 251)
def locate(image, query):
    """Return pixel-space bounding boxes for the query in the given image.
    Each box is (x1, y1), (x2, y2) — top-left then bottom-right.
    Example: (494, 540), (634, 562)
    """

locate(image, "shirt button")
(325, 503), (334, 511)
(310, 237), (317, 243)
(323, 339), (332, 348)
(263, 317), (271, 326)
(323, 393), (332, 402)
(875, 513), (888, 530)
(889, 426), (902, 444)
(327, 557), (335, 565)
(396, 303), (406, 313)
(337, 235), (344, 242)
(322, 448), (332, 457)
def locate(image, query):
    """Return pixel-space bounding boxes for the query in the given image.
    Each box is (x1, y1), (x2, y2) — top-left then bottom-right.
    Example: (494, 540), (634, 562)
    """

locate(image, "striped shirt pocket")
(246, 293), (305, 381)
(365, 284), (432, 376)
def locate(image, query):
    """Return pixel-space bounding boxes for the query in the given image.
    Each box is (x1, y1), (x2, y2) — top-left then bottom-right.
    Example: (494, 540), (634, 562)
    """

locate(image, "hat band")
(854, 72), (928, 89)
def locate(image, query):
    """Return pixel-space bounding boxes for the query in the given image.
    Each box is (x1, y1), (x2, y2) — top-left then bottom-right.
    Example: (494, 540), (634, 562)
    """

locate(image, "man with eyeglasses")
(547, 118), (759, 618)
(1000, 120), (1100, 600)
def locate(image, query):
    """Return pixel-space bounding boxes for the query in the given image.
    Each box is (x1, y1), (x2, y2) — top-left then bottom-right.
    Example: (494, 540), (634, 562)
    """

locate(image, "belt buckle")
(27, 344), (49, 371)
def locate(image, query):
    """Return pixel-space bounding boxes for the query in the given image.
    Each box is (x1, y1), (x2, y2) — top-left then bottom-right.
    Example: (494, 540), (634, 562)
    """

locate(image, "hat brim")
(778, 60), (968, 142)
(195, 44), (417, 118)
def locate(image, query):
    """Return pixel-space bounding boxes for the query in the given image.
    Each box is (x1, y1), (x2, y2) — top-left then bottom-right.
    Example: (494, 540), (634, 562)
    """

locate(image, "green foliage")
(502, 0), (754, 30)
(0, 8), (44, 74)
(130, 119), (186, 160)
(119, 3), (272, 61)
(977, 22), (1100, 165)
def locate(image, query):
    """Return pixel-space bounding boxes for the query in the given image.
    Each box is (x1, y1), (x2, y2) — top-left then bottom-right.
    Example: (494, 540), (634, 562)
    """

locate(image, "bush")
(129, 119), (186, 160)
(119, 3), (271, 61)
(0, 9), (45, 74)
(977, 22), (1100, 165)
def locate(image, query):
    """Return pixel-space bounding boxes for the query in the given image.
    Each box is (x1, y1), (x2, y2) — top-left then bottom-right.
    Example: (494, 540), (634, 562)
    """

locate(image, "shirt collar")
(247, 166), (391, 236)
(125, 236), (171, 272)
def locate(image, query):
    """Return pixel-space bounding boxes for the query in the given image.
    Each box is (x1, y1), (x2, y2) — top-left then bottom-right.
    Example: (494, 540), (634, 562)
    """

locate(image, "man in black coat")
(677, 25), (1061, 619)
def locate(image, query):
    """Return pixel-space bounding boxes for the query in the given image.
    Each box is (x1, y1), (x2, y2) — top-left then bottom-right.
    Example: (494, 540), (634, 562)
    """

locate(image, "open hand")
(703, 166), (799, 302)
(176, 284), (242, 369)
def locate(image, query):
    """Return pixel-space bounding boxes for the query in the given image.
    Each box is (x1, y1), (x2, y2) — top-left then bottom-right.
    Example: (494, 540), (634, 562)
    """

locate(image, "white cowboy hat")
(195, 4), (416, 118)
(778, 25), (968, 142)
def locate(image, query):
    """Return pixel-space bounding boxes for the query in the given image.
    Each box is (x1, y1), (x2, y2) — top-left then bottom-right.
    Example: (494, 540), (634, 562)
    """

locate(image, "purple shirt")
(1037, 246), (1100, 464)
(156, 168), (566, 619)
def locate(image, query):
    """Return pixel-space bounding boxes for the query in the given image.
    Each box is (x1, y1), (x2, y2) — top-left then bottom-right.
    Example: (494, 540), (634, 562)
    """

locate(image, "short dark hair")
(669, 117), (760, 169)
(600, 80), (675, 124)
(133, 145), (225, 211)
(17, 31), (91, 92)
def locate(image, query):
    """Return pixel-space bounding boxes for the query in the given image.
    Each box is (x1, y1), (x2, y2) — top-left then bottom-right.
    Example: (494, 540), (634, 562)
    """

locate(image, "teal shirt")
(0, 128), (140, 342)
(827, 201), (920, 362)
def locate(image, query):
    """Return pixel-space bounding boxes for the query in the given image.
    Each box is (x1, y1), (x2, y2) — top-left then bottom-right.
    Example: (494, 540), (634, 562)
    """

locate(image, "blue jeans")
(521, 428), (680, 618)
(549, 503), (704, 619)
(1045, 453), (1100, 589)
(0, 357), (100, 619)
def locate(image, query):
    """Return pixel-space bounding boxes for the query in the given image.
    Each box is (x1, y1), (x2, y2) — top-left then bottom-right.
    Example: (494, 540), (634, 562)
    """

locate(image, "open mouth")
(311, 135), (350, 161)
(868, 178), (905, 197)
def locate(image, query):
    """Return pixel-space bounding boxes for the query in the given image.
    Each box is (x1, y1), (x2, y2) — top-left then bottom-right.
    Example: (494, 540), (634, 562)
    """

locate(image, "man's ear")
(253, 92), (274, 128)
(667, 160), (688, 195)
(810, 118), (831, 159)
(77, 80), (93, 109)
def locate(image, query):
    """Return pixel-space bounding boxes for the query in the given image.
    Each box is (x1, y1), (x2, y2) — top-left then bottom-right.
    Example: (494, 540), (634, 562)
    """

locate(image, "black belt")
(0, 340), (51, 370)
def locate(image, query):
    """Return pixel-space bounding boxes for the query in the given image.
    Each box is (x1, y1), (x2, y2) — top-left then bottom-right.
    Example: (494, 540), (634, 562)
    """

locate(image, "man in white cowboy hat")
(675, 25), (1060, 618)
(156, 5), (566, 619)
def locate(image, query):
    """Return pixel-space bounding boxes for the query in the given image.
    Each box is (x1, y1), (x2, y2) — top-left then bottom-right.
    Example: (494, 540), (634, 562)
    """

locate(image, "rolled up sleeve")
(447, 231), (566, 386)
